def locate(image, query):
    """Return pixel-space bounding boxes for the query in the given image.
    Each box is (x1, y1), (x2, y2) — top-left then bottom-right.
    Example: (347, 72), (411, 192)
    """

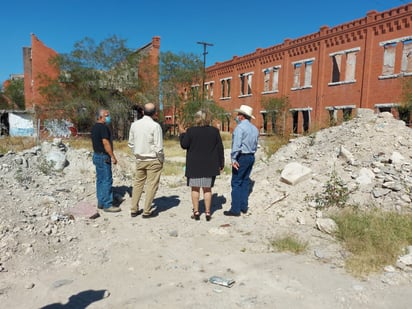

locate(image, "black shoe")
(205, 212), (211, 221)
(241, 209), (248, 214)
(191, 211), (200, 221)
(223, 210), (240, 217)
(131, 209), (143, 217)
(142, 212), (158, 219)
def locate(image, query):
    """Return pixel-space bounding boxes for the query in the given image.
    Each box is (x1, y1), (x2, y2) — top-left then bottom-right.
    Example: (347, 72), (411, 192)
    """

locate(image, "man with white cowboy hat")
(224, 104), (259, 217)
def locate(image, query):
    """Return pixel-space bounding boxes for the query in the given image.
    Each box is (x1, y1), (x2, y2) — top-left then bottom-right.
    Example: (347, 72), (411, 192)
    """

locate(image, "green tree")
(39, 35), (142, 136)
(3, 79), (25, 109)
(398, 76), (412, 126)
(160, 51), (225, 132)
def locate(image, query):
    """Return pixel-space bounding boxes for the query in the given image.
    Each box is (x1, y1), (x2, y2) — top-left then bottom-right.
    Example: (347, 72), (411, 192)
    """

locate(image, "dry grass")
(260, 135), (289, 157)
(270, 234), (308, 254)
(0, 136), (38, 154)
(332, 207), (412, 277)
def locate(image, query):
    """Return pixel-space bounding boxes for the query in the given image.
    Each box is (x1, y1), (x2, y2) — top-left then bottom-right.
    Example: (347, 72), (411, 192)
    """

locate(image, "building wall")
(23, 34), (59, 110)
(206, 3), (412, 134)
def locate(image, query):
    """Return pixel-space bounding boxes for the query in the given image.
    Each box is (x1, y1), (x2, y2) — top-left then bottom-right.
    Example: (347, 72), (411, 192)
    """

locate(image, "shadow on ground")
(40, 289), (107, 309)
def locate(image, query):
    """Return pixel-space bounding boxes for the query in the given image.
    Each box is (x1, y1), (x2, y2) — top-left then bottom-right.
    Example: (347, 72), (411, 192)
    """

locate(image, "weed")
(38, 158), (55, 175)
(14, 167), (32, 185)
(331, 207), (412, 277)
(305, 169), (352, 209)
(269, 235), (308, 254)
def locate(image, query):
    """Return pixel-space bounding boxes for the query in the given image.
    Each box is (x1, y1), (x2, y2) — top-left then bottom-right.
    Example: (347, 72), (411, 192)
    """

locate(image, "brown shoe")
(103, 206), (121, 213)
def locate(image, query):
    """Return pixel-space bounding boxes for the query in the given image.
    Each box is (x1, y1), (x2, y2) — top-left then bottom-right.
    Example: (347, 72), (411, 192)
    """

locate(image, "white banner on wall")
(9, 112), (35, 136)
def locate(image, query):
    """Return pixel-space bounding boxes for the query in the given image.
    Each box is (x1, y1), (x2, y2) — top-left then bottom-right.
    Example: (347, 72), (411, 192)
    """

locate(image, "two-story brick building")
(204, 3), (412, 134)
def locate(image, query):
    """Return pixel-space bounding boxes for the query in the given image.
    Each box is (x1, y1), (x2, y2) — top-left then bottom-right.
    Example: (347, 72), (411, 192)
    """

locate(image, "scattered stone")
(280, 162), (312, 186)
(316, 218), (338, 234)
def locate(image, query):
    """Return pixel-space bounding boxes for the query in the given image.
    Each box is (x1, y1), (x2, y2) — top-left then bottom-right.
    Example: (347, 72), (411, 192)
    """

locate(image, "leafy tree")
(160, 51), (202, 124)
(159, 51), (225, 132)
(398, 76), (412, 126)
(39, 35), (143, 135)
(3, 79), (25, 109)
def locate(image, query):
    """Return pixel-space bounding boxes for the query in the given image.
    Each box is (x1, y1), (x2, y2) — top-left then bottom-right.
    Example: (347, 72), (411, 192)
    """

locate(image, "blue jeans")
(230, 154), (255, 215)
(92, 153), (113, 209)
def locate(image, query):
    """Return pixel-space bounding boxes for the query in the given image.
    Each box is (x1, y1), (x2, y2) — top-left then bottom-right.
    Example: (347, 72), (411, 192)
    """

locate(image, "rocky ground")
(1, 108), (412, 308)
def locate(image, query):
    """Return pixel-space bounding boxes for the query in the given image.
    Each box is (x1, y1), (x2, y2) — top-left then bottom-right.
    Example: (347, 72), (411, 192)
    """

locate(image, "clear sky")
(0, 0), (408, 85)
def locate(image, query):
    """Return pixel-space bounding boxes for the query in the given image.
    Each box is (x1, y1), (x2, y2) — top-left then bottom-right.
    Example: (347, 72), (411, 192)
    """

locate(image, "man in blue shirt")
(224, 105), (259, 217)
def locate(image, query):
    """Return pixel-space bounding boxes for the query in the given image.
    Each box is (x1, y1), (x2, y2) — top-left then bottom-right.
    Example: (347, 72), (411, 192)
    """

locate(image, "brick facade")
(205, 3), (412, 134)
(23, 34), (59, 111)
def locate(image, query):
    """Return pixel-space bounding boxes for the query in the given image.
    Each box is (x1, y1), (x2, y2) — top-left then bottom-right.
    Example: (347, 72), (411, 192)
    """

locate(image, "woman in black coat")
(178, 110), (224, 221)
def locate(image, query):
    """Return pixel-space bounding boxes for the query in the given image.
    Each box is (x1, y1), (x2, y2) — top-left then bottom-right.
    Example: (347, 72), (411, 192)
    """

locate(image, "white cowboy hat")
(234, 105), (255, 119)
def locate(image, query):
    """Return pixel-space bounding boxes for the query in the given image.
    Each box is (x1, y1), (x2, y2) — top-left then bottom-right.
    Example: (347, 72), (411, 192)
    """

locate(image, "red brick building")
(22, 34), (161, 113)
(205, 3), (412, 134)
(23, 34), (59, 111)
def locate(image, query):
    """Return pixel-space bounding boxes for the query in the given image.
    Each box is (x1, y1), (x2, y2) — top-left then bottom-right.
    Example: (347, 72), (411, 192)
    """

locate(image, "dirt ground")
(1, 110), (412, 308)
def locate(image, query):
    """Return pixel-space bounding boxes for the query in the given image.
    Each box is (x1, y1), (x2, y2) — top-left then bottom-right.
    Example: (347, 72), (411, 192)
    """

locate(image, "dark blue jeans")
(92, 153), (113, 209)
(230, 154), (255, 215)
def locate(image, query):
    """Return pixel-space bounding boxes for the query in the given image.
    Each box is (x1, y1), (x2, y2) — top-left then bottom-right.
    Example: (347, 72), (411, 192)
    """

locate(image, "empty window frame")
(260, 110), (277, 134)
(220, 78), (231, 99)
(205, 81), (214, 100)
(401, 39), (412, 75)
(191, 85), (200, 101)
(291, 58), (315, 90)
(382, 43), (396, 76)
(262, 66), (280, 93)
(325, 105), (356, 125)
(290, 108), (312, 134)
(239, 72), (253, 96)
(380, 36), (412, 78)
(329, 48), (359, 85)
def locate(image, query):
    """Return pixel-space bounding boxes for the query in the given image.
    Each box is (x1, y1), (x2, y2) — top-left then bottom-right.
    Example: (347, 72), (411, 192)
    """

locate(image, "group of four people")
(91, 103), (259, 220)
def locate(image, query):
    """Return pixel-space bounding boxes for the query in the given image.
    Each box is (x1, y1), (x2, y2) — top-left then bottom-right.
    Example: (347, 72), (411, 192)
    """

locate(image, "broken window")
(205, 82), (214, 100)
(239, 72), (253, 96)
(304, 61), (313, 87)
(293, 63), (301, 88)
(292, 59), (314, 89)
(345, 51), (357, 81)
(343, 108), (353, 121)
(272, 67), (279, 91)
(221, 80), (225, 98)
(262, 66), (280, 93)
(240, 74), (245, 95)
(263, 69), (270, 92)
(292, 110), (298, 134)
(401, 39), (412, 74)
(291, 108), (312, 134)
(302, 110), (310, 132)
(220, 78), (231, 98)
(331, 54), (342, 83)
(382, 43), (396, 76)
(191, 85), (199, 101)
(330, 49), (358, 83)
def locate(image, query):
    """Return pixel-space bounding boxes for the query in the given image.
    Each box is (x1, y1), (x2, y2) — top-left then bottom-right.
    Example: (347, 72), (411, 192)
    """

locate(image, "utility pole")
(197, 41), (213, 103)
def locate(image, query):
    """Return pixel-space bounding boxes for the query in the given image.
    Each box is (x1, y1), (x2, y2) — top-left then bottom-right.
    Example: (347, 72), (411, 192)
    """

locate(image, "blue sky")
(0, 0), (408, 85)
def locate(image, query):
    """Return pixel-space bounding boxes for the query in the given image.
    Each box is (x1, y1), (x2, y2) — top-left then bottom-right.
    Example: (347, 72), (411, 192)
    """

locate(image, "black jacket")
(179, 126), (224, 178)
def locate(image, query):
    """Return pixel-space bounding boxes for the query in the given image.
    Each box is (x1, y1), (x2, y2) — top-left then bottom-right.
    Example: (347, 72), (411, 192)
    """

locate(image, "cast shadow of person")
(112, 185), (133, 207)
(40, 289), (107, 309)
(198, 193), (227, 215)
(153, 195), (181, 214)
